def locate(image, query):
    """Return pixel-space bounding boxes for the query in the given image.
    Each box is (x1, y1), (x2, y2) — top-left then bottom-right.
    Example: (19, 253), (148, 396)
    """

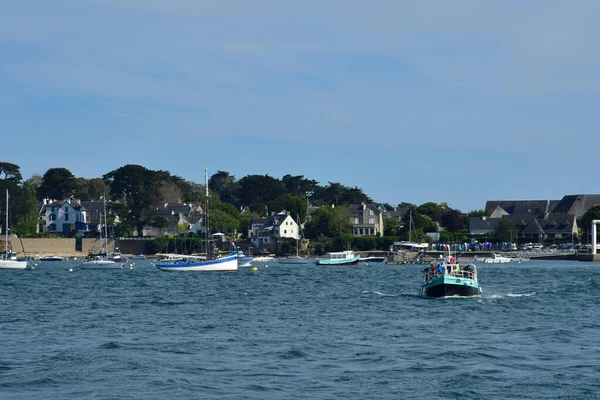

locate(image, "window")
(65, 206), (69, 213)
(49, 223), (56, 231)
(368, 217), (375, 224)
(354, 218), (359, 224)
(65, 214), (69, 221)
(49, 213), (56, 221)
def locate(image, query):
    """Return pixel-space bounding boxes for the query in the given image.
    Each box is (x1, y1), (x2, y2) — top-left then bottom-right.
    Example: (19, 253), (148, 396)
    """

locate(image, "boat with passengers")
(420, 255), (482, 297)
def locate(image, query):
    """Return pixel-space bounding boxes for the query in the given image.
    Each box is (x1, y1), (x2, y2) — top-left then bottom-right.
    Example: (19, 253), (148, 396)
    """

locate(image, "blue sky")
(2, 1), (599, 212)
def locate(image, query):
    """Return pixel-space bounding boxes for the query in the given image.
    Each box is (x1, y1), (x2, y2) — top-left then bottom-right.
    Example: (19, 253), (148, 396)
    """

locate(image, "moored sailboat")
(80, 197), (125, 270)
(0, 189), (30, 270)
(155, 168), (237, 272)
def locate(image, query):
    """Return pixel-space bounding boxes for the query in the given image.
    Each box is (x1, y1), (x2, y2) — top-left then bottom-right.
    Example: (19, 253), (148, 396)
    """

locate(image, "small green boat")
(420, 263), (482, 297)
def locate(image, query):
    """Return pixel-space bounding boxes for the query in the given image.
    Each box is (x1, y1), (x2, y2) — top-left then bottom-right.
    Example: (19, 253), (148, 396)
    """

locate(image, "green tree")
(209, 171), (240, 206)
(495, 218), (515, 242)
(38, 167), (77, 200)
(304, 206), (352, 238)
(281, 174), (318, 197)
(580, 205), (600, 239)
(0, 162), (22, 183)
(178, 181), (204, 203)
(87, 178), (108, 200)
(467, 209), (486, 218)
(383, 214), (402, 236)
(73, 177), (91, 201)
(238, 175), (285, 207)
(16, 181), (40, 236)
(441, 209), (467, 232)
(416, 202), (445, 222)
(103, 164), (163, 237)
(285, 195), (308, 225)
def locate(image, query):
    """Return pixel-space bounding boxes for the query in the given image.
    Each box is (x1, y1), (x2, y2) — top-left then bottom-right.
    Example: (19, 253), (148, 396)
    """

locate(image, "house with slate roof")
(349, 203), (384, 236)
(471, 197), (580, 240)
(40, 199), (85, 234)
(141, 202), (204, 236)
(249, 211), (299, 252)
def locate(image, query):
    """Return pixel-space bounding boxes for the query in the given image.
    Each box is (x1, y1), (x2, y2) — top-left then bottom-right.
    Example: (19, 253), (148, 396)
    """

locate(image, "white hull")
(156, 256), (238, 272)
(0, 260), (29, 270)
(80, 260), (124, 269)
(483, 257), (512, 264)
(252, 256), (275, 263)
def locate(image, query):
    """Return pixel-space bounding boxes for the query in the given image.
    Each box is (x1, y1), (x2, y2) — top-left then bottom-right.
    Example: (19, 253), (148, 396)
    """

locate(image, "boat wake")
(486, 292), (537, 299)
(362, 290), (397, 297)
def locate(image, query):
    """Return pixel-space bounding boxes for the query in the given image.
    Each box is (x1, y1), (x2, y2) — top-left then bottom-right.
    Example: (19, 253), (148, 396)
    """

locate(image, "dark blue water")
(1, 259), (599, 399)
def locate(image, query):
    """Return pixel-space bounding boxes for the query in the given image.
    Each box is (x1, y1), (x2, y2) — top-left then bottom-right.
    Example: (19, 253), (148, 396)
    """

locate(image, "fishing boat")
(80, 197), (125, 270)
(0, 190), (30, 270)
(315, 250), (360, 266)
(420, 257), (482, 297)
(155, 168), (237, 272)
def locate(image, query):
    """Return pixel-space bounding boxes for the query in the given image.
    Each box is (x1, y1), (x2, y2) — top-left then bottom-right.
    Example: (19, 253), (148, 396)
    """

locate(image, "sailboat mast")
(103, 196), (109, 252)
(4, 189), (8, 260)
(409, 209), (412, 242)
(205, 168), (210, 260)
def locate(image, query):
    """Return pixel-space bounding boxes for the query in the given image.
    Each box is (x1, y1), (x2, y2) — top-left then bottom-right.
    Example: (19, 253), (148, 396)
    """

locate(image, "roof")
(348, 203), (381, 217)
(550, 194), (600, 218)
(469, 218), (500, 234)
(156, 203), (197, 216)
(489, 205), (509, 218)
(485, 200), (548, 216)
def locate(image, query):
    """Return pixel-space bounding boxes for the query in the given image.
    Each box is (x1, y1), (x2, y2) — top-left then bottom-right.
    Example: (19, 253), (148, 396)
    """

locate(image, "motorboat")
(315, 250), (360, 266)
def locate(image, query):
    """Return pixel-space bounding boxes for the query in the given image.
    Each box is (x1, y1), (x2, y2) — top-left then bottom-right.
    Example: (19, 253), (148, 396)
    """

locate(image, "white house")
(40, 199), (87, 234)
(249, 211), (300, 252)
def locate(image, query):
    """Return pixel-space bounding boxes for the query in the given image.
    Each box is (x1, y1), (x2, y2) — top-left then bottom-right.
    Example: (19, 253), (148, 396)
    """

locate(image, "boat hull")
(80, 260), (124, 269)
(421, 275), (482, 297)
(0, 260), (29, 270)
(359, 257), (387, 263)
(156, 256), (238, 272)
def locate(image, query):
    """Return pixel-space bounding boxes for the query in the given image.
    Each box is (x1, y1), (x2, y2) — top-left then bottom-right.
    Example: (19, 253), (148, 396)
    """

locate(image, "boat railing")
(423, 267), (476, 281)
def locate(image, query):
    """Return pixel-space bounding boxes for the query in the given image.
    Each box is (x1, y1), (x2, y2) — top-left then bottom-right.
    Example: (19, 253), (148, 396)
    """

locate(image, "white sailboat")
(0, 189), (29, 270)
(155, 168), (237, 272)
(80, 197), (124, 269)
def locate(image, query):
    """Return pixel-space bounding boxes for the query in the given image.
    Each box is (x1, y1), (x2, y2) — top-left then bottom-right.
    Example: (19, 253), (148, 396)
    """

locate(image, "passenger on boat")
(453, 264), (460, 275)
(437, 264), (444, 274)
(430, 264), (436, 272)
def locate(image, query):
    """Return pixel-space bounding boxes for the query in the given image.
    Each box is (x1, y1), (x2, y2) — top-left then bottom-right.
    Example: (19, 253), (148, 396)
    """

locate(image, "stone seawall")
(2, 236), (116, 257)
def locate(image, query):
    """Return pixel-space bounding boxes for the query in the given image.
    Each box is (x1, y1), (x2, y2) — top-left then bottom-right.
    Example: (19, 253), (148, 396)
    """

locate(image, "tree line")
(8, 161), (568, 249)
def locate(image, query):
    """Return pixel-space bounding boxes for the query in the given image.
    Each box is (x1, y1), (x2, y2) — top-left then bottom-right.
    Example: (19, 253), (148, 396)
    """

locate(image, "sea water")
(1, 259), (599, 399)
